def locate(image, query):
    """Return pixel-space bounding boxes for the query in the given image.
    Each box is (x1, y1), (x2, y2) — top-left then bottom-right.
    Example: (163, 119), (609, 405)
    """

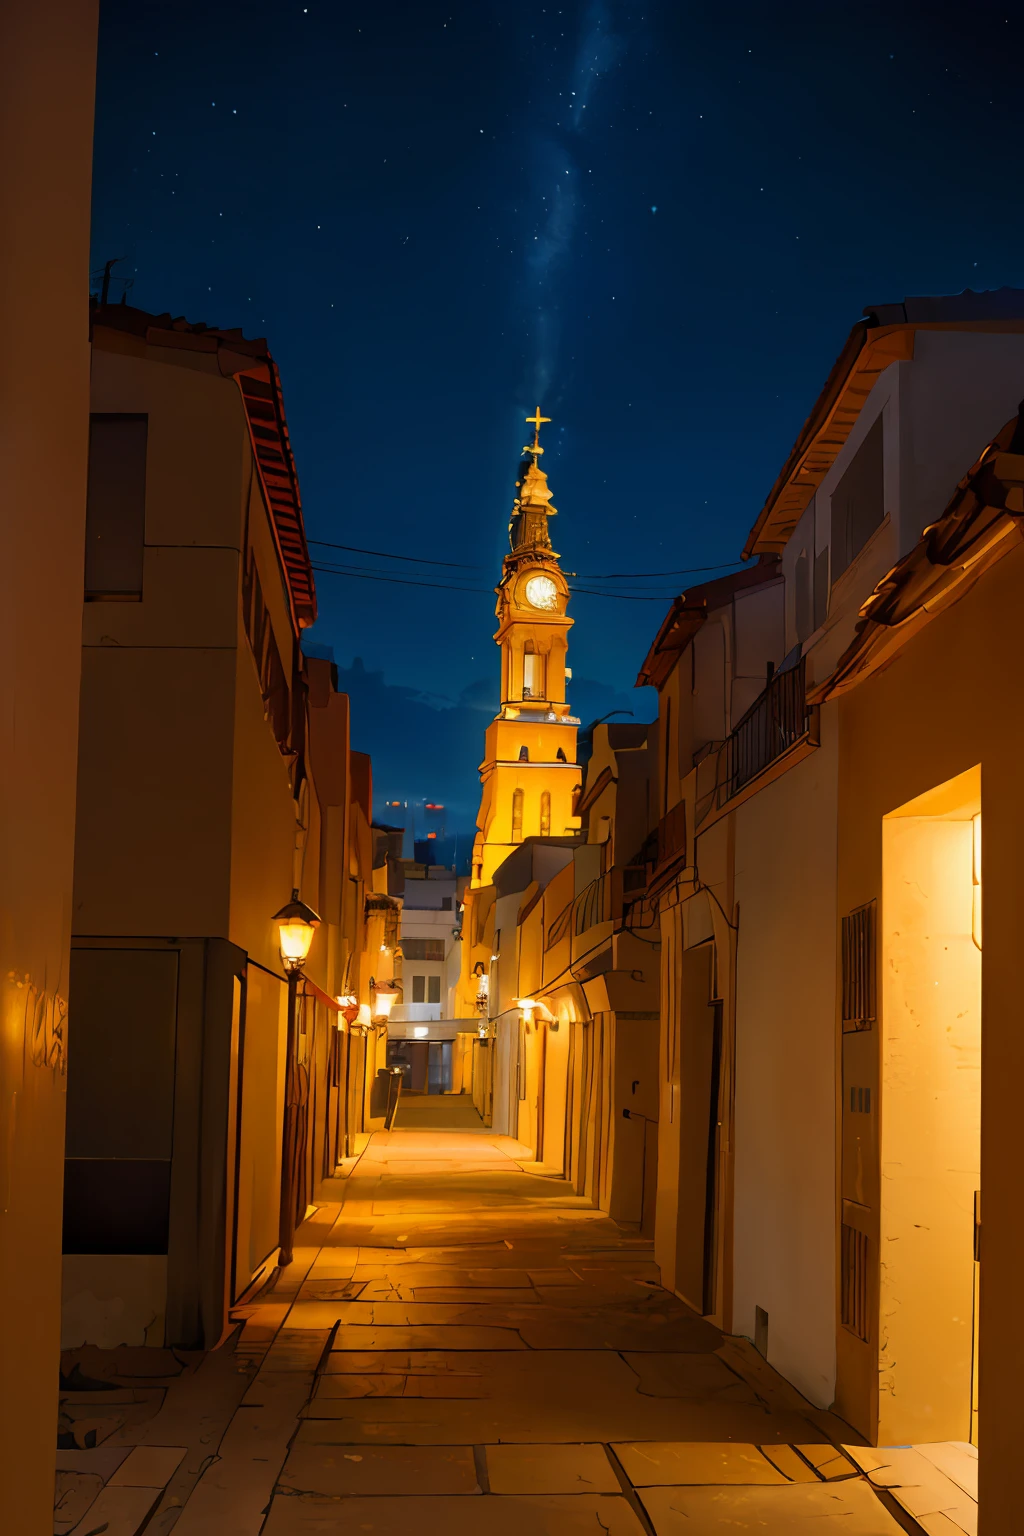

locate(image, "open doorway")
(880, 766), (981, 1447)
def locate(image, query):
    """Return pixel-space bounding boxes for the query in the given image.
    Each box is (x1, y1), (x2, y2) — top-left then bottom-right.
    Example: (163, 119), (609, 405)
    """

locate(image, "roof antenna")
(99, 256), (124, 306)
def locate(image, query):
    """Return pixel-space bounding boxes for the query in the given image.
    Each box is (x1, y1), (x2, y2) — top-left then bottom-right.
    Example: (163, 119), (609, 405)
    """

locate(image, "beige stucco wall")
(835, 542), (1024, 1529)
(732, 709), (838, 1409)
(0, 7), (98, 1526)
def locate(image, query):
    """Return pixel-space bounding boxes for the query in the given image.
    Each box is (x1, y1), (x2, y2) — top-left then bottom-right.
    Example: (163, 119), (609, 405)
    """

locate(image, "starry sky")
(91, 0), (1024, 832)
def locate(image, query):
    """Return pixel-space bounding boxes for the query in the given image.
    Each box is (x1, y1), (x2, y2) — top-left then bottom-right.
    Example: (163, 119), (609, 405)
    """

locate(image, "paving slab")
(108, 1444), (187, 1486)
(485, 1441), (620, 1494)
(797, 1442), (860, 1479)
(262, 1491), (646, 1533)
(759, 1443), (822, 1482)
(67, 1484), (161, 1535)
(615, 1440), (789, 1485)
(315, 1322), (528, 1348)
(844, 1445), (978, 1535)
(54, 1470), (105, 1535)
(278, 1442), (480, 1496)
(638, 1480), (908, 1533)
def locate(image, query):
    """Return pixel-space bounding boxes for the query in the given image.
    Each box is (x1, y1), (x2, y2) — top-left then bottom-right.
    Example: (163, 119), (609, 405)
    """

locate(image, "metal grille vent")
(841, 1223), (869, 1341)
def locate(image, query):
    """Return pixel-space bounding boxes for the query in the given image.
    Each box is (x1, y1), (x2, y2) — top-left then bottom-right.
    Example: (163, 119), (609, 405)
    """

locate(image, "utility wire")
(309, 536), (743, 583)
(312, 564), (679, 601)
(576, 560), (746, 579)
(312, 564), (489, 595)
(309, 538), (484, 570)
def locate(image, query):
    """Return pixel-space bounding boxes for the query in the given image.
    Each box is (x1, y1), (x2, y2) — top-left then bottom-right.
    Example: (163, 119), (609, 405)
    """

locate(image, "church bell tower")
(471, 410), (581, 887)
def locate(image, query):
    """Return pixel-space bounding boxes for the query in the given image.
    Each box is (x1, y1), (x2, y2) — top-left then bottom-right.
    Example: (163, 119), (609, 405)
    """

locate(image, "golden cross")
(525, 406), (551, 456)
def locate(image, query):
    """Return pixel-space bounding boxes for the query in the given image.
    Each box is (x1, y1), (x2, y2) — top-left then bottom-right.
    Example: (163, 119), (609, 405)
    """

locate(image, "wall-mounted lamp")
(335, 994), (360, 1027)
(370, 978), (400, 1023)
(273, 890), (320, 972)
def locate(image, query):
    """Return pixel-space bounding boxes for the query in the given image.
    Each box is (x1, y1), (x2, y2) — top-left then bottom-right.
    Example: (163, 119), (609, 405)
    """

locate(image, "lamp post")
(273, 890), (320, 1267)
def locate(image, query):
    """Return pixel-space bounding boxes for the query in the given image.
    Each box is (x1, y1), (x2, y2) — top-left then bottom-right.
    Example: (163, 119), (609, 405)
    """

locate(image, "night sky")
(91, 1), (1024, 831)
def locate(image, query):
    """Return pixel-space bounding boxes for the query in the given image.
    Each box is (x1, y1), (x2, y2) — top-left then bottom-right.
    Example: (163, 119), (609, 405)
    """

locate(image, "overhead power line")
(576, 560), (746, 579)
(309, 538), (484, 571)
(309, 536), (744, 583)
(311, 562), (679, 601)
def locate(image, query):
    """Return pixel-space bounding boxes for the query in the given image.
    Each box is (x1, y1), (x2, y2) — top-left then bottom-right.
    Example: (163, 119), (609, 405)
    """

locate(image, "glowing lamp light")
(336, 994), (359, 1027)
(371, 978), (400, 1022)
(413, 1025), (429, 1038)
(273, 890), (320, 971)
(357, 1003), (373, 1027)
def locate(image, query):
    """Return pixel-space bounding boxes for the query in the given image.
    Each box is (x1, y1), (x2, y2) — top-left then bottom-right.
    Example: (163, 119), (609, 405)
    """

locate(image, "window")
(519, 745), (529, 761)
(412, 975), (425, 1003)
(85, 414), (148, 600)
(441, 896), (452, 911)
(402, 938), (444, 961)
(523, 650), (544, 699)
(795, 549), (812, 643)
(427, 975), (441, 1005)
(842, 901), (876, 1031)
(539, 790), (551, 837)
(242, 547), (290, 752)
(831, 415), (884, 582)
(511, 788), (524, 841)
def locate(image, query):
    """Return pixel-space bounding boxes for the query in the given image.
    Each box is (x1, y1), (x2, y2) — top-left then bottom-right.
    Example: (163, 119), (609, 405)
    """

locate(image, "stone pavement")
(56, 1121), (975, 1534)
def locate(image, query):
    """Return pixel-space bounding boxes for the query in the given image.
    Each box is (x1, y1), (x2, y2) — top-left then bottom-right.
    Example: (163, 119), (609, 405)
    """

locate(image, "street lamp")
(274, 890), (320, 970)
(273, 890), (320, 1268)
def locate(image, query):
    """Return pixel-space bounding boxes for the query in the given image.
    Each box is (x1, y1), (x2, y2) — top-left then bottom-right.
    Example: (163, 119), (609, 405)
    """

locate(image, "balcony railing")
(720, 658), (809, 803)
(656, 799), (687, 870)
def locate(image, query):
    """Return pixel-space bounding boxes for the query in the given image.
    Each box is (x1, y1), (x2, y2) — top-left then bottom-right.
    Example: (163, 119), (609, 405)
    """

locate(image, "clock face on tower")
(524, 573), (558, 611)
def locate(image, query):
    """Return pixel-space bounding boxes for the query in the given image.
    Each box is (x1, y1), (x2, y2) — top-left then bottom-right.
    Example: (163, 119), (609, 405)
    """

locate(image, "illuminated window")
(512, 788), (524, 842)
(540, 790), (551, 836)
(523, 650), (544, 699)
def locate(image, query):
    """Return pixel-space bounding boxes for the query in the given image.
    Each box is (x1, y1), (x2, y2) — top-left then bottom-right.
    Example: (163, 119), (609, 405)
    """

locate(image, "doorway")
(387, 1038), (453, 1094)
(880, 767), (981, 1446)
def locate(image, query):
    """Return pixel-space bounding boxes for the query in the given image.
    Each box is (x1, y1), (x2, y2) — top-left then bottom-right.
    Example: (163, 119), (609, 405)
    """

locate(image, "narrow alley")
(55, 1119), (976, 1535)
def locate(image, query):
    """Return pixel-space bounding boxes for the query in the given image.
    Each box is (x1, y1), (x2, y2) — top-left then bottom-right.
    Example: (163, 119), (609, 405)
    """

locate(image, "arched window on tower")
(540, 790), (551, 837)
(519, 745), (529, 761)
(556, 748), (567, 763)
(511, 788), (524, 842)
(523, 643), (544, 700)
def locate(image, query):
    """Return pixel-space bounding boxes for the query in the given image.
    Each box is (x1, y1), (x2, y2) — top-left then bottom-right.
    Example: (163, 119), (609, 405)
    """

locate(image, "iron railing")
(721, 658), (809, 802)
(656, 799), (687, 869)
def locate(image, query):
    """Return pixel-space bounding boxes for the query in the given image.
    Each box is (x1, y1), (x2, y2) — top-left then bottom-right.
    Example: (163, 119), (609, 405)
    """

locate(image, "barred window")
(842, 901), (876, 1031)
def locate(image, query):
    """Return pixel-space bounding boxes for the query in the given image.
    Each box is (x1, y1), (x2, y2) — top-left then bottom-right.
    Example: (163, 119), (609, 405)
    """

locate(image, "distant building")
(387, 863), (472, 1094)
(64, 302), (384, 1353)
